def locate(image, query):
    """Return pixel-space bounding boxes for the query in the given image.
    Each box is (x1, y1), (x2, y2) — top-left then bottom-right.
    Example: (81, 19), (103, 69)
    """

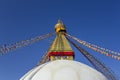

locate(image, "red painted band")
(48, 52), (74, 56)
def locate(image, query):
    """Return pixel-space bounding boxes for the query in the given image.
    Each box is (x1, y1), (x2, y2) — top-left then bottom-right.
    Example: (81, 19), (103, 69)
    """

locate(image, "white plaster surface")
(20, 60), (108, 80)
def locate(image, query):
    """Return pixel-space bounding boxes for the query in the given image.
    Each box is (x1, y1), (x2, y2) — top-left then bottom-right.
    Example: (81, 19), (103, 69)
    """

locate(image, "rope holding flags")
(66, 33), (120, 60)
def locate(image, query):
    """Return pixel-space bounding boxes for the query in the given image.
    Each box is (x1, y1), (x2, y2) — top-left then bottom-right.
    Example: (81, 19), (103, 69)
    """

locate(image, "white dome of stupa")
(20, 60), (108, 80)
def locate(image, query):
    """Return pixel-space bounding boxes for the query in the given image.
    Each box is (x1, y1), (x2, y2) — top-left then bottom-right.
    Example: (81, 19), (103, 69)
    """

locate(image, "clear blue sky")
(0, 0), (120, 80)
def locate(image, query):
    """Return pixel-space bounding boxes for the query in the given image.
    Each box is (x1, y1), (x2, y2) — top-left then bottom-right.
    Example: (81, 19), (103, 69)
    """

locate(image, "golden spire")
(55, 20), (66, 33)
(47, 20), (74, 61)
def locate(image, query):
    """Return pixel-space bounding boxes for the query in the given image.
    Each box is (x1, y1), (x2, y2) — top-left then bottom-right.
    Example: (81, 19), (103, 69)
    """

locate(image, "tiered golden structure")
(48, 20), (74, 61)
